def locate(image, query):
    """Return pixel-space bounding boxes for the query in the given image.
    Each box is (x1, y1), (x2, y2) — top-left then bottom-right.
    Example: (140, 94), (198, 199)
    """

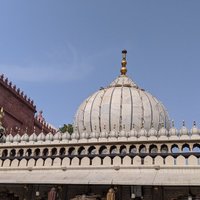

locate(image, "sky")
(0, 1), (200, 129)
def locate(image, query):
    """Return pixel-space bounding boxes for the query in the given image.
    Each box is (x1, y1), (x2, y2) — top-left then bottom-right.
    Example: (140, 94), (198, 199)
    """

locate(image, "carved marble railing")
(0, 121), (199, 170)
(1, 121), (199, 144)
(0, 153), (200, 169)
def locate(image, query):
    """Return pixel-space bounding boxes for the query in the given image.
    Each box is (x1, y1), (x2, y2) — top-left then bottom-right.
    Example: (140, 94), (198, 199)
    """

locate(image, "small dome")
(95, 132), (100, 139)
(74, 50), (170, 137)
(29, 132), (37, 142)
(119, 128), (126, 138)
(75, 132), (80, 140)
(139, 128), (148, 137)
(62, 132), (70, 140)
(71, 132), (76, 140)
(191, 121), (199, 135)
(45, 132), (53, 141)
(180, 121), (189, 136)
(158, 126), (168, 136)
(37, 132), (45, 141)
(73, 127), (80, 140)
(80, 131), (89, 139)
(6, 134), (13, 143)
(110, 126), (118, 138)
(130, 127), (137, 137)
(53, 131), (62, 141)
(90, 131), (96, 139)
(148, 126), (158, 137)
(13, 134), (21, 143)
(100, 128), (109, 138)
(21, 133), (29, 142)
(169, 121), (178, 136)
(125, 131), (130, 138)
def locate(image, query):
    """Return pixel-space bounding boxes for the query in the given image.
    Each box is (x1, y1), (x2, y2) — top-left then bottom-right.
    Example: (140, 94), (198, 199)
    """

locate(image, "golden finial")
(120, 49), (127, 75)
(0, 107), (4, 126)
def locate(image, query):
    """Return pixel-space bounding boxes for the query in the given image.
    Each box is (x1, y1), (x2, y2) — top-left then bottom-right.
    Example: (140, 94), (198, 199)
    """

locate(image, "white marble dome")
(74, 50), (170, 135)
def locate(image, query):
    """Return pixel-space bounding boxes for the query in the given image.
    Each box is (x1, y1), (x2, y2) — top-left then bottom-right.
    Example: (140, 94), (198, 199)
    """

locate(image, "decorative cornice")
(1, 121), (199, 145)
(0, 74), (36, 111)
(34, 117), (56, 133)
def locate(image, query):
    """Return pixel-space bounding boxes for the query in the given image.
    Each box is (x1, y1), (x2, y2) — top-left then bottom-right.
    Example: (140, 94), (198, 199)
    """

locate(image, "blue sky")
(0, 1), (200, 129)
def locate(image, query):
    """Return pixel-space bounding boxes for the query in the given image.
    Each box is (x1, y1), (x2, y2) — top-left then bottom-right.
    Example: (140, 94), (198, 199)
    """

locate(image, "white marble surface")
(0, 167), (200, 185)
(74, 75), (170, 136)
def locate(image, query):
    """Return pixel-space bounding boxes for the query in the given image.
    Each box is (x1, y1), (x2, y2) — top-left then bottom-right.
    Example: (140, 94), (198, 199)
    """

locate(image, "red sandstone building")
(0, 74), (54, 135)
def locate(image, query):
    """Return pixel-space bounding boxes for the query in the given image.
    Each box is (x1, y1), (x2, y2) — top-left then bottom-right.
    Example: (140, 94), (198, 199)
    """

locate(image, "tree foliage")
(59, 124), (73, 134)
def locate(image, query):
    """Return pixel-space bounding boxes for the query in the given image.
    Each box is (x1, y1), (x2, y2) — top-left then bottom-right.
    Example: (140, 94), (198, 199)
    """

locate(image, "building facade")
(0, 74), (54, 134)
(0, 50), (200, 200)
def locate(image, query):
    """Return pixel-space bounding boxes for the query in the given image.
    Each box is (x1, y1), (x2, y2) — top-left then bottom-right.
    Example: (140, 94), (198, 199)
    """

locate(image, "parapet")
(0, 74), (36, 111)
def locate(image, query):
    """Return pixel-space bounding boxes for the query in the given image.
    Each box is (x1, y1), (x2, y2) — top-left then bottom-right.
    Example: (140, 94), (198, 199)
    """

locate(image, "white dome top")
(74, 50), (170, 136)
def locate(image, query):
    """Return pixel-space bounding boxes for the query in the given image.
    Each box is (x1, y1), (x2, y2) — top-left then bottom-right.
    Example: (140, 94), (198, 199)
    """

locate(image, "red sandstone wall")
(0, 80), (36, 134)
(0, 75), (54, 135)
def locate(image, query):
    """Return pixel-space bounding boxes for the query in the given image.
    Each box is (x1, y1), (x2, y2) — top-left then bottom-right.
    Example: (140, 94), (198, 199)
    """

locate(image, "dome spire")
(120, 49), (127, 75)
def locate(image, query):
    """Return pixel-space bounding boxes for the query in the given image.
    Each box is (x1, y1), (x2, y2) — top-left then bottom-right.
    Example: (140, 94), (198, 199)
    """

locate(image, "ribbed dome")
(74, 50), (170, 135)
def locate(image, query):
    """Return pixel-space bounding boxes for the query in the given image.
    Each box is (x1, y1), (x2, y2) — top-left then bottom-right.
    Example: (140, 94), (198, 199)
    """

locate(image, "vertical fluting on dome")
(143, 92), (153, 129)
(119, 82), (124, 131)
(108, 77), (122, 132)
(128, 87), (133, 130)
(109, 86), (118, 132)
(120, 49), (127, 75)
(98, 89), (106, 133)
(89, 91), (100, 132)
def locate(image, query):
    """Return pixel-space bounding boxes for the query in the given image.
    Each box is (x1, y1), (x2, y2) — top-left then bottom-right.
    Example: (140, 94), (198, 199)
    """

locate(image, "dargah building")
(0, 50), (200, 200)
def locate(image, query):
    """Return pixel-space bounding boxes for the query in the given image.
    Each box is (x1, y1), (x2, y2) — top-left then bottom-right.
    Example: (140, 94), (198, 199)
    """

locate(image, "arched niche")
(144, 156), (153, 165)
(81, 157), (90, 166)
(122, 156), (132, 165)
(103, 156), (111, 166)
(53, 157), (61, 167)
(113, 156), (121, 165)
(92, 157), (101, 166)
(62, 157), (70, 167)
(19, 158), (27, 167)
(11, 159), (19, 167)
